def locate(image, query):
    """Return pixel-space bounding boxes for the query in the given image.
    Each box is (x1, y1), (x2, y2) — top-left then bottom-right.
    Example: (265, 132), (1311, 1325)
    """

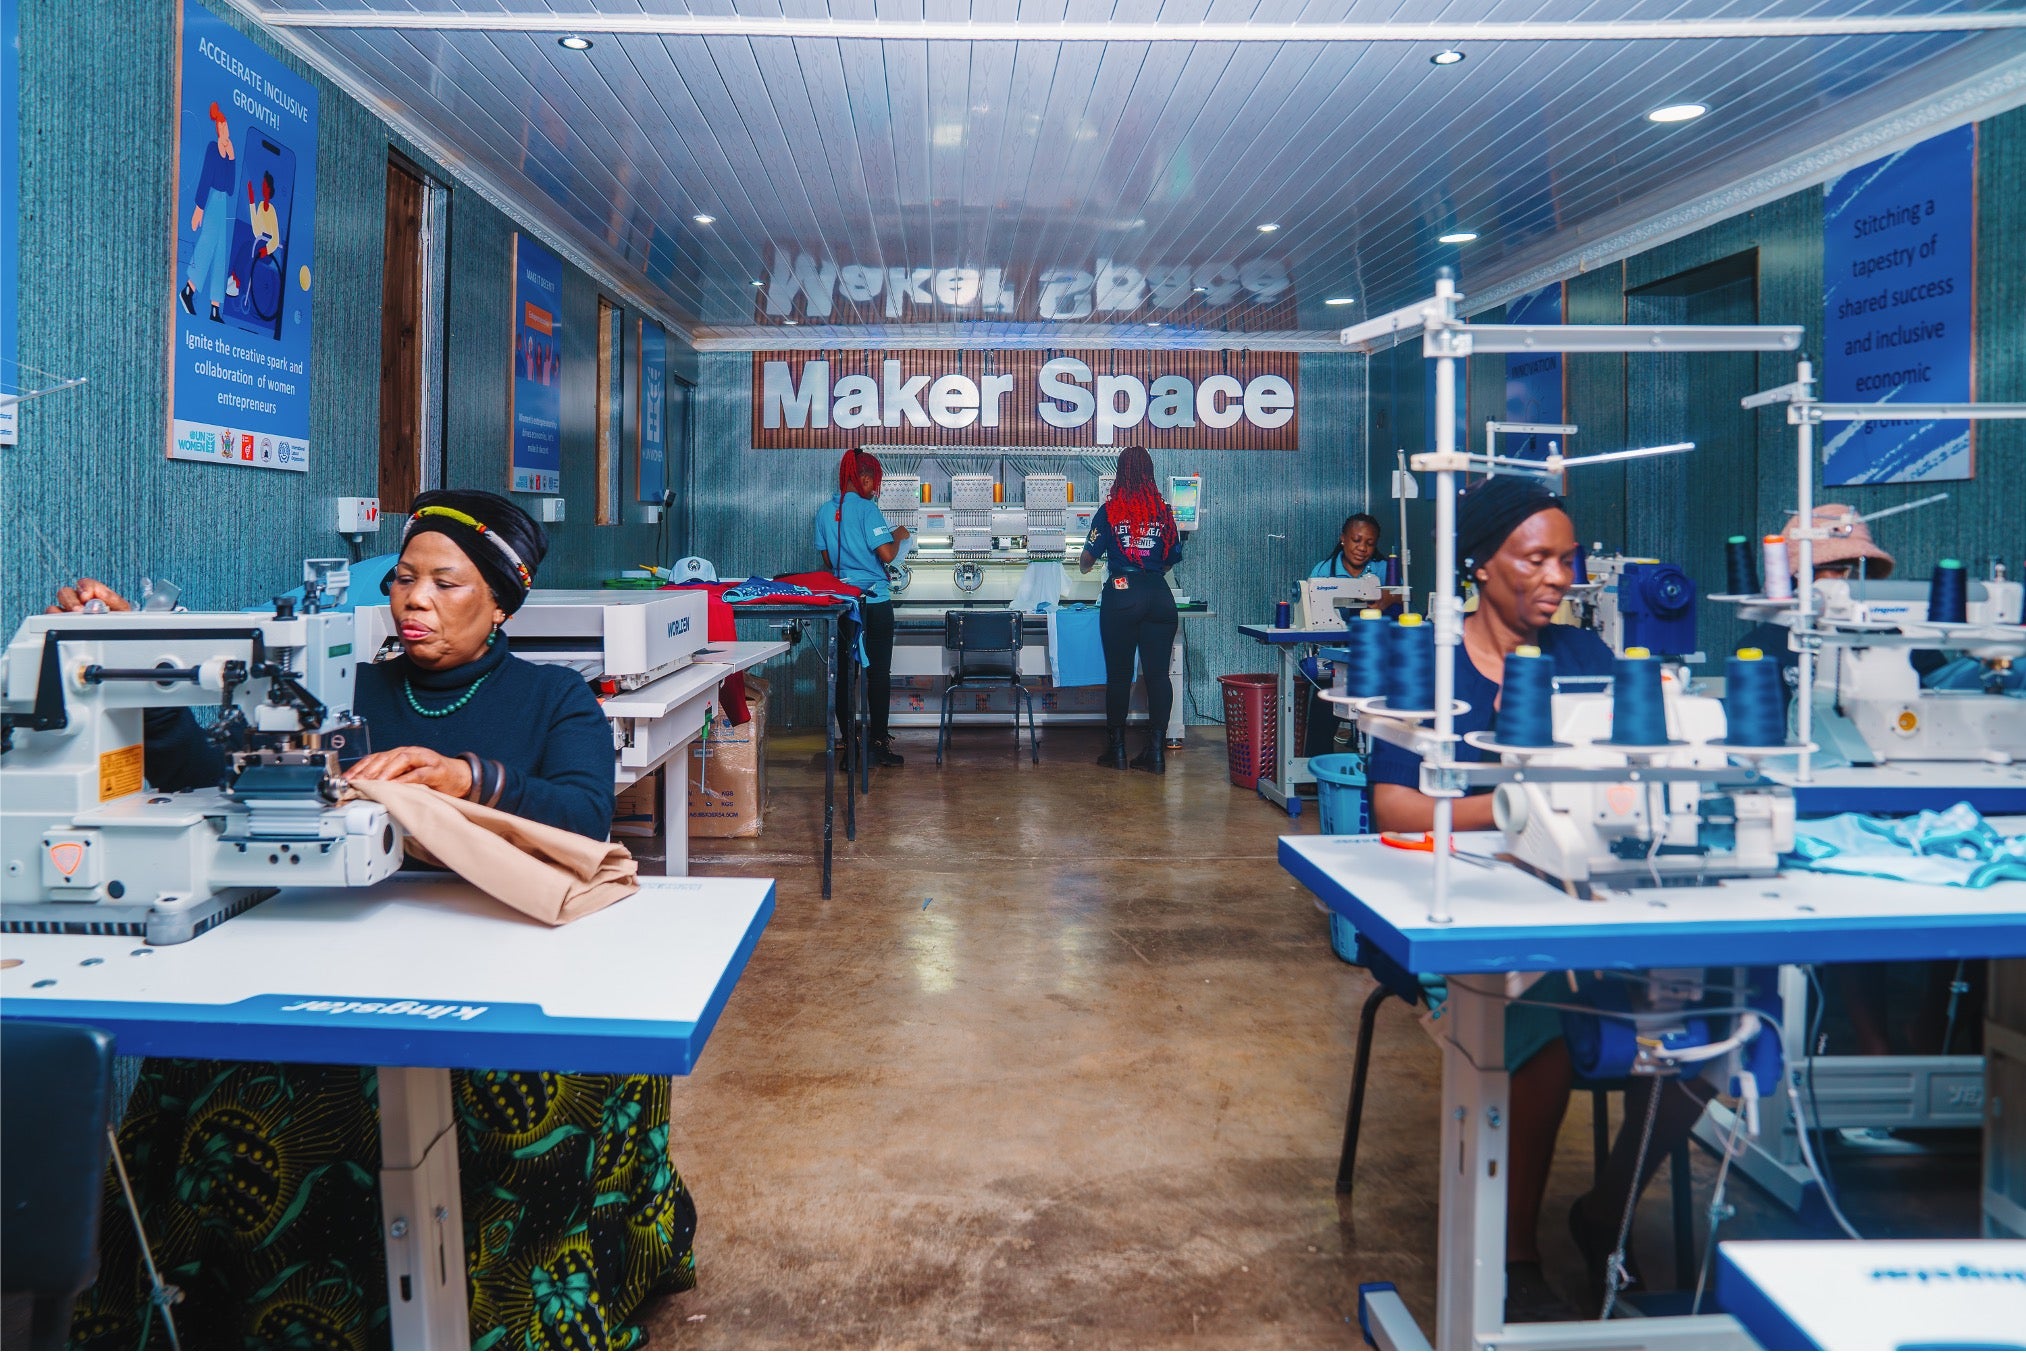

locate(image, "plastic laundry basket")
(1218, 673), (1278, 790)
(1308, 752), (1369, 963)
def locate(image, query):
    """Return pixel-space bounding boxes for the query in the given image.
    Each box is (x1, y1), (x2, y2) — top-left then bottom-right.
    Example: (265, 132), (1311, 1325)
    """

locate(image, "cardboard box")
(612, 771), (661, 838)
(688, 676), (768, 838)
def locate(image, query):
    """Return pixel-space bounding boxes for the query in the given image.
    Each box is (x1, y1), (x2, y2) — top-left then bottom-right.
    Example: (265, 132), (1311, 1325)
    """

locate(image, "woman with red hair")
(815, 447), (911, 767)
(1078, 445), (1184, 772)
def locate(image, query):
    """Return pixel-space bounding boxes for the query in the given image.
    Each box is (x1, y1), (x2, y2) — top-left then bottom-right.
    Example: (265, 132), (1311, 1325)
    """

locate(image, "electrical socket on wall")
(336, 497), (381, 533)
(539, 498), (566, 523)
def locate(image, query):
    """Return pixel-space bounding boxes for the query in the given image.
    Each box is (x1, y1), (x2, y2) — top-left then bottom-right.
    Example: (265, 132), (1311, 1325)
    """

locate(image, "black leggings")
(836, 599), (896, 746)
(1099, 574), (1178, 732)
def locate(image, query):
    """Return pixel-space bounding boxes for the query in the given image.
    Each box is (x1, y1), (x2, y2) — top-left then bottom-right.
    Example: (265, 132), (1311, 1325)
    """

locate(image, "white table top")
(1716, 1240), (2026, 1350)
(1281, 832), (2026, 974)
(597, 661), (727, 720)
(0, 874), (774, 1074)
(692, 639), (791, 673)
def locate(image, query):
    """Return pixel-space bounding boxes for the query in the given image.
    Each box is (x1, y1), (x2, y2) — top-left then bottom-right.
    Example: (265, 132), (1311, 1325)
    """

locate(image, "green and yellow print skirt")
(73, 1061), (697, 1350)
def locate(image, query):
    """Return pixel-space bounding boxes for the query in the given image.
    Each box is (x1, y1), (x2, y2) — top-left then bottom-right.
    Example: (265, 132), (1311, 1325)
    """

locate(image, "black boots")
(1129, 738), (1166, 774)
(1095, 728), (1129, 770)
(872, 738), (905, 768)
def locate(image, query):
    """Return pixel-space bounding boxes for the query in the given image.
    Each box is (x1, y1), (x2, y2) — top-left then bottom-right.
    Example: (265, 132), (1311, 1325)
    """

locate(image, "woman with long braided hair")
(1078, 445), (1184, 772)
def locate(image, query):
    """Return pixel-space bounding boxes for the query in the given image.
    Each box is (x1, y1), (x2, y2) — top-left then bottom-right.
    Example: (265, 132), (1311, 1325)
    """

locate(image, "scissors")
(1378, 831), (1498, 869)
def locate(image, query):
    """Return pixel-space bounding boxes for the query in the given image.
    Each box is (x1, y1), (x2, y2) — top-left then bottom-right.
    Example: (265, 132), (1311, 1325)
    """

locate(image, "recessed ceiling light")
(1325, 296), (1356, 306)
(752, 279), (764, 287)
(1257, 222), (1280, 233)
(692, 213), (715, 226)
(557, 35), (593, 51)
(1146, 321), (1162, 328)
(783, 319), (799, 326)
(1430, 49), (1465, 66)
(1438, 231), (1478, 244)
(1647, 102), (1708, 124)
(1192, 286), (1208, 293)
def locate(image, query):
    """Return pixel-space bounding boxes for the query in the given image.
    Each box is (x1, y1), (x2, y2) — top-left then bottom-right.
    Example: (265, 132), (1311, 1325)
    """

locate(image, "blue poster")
(1503, 284), (1563, 459)
(511, 234), (563, 493)
(637, 321), (666, 502)
(167, 1), (316, 473)
(1822, 124), (1975, 485)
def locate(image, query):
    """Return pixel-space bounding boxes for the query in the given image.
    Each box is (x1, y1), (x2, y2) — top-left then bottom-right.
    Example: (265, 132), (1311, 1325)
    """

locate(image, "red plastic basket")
(1218, 673), (1278, 790)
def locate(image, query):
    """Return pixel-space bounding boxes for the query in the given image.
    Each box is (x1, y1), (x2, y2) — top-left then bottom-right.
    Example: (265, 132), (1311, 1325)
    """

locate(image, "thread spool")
(1573, 542), (1590, 586)
(1339, 609), (1388, 699)
(1928, 558), (1968, 624)
(1495, 645), (1559, 747)
(1383, 613), (1436, 709)
(1762, 536), (1793, 600)
(1381, 553), (1401, 588)
(1724, 535), (1760, 595)
(1606, 647), (1673, 745)
(1722, 647), (1786, 746)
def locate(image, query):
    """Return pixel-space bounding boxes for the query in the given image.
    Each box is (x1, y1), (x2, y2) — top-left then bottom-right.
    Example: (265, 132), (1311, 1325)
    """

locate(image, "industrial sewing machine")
(357, 588), (709, 695)
(1296, 575), (1383, 630)
(0, 603), (403, 944)
(1483, 674), (1795, 894)
(1800, 572), (2026, 765)
(1568, 550), (1700, 657)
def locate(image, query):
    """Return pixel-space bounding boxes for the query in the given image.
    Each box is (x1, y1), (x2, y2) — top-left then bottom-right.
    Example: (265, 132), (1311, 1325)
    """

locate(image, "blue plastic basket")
(1309, 753), (1369, 964)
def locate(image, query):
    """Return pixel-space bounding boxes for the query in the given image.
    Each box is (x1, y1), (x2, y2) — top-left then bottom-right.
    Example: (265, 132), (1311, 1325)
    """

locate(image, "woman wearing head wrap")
(1079, 446), (1184, 772)
(815, 448), (910, 768)
(77, 491), (699, 1350)
(1366, 476), (1705, 1322)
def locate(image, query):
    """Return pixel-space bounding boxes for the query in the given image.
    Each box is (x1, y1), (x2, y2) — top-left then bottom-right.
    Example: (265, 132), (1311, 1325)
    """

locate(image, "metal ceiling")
(239, 2), (2026, 347)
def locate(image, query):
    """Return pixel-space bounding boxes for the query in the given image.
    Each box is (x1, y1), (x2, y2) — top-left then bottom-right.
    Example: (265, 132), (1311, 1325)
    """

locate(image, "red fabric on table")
(666, 582), (749, 725)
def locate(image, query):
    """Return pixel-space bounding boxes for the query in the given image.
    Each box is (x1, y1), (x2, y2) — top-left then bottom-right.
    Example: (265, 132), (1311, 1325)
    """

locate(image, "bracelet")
(483, 760), (507, 808)
(460, 752), (486, 802)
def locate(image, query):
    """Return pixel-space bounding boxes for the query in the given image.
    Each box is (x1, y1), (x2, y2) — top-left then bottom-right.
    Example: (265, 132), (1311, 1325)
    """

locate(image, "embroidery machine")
(0, 601), (403, 944)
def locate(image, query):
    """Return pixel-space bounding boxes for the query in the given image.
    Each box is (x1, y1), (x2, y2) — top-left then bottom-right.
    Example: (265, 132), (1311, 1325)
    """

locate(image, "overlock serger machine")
(1, 598), (403, 943)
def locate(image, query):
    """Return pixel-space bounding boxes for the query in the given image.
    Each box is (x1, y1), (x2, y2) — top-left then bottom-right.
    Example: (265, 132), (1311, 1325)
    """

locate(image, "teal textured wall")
(687, 351), (1368, 725)
(1369, 105), (2026, 664)
(0, 0), (681, 631)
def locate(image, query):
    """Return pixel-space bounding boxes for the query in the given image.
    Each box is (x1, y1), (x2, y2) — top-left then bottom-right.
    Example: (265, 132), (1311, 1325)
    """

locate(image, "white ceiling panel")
(241, 0), (2026, 341)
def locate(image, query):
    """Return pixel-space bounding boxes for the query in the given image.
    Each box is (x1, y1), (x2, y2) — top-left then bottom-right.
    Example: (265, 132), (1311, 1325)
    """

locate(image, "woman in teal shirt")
(815, 447), (911, 767)
(1310, 512), (1383, 581)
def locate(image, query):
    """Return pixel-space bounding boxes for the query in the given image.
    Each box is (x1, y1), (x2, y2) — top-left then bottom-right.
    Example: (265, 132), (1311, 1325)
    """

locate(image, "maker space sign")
(755, 354), (1298, 449)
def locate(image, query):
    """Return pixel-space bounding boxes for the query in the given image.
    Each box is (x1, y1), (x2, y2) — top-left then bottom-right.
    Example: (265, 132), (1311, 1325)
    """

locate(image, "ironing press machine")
(0, 601), (403, 943)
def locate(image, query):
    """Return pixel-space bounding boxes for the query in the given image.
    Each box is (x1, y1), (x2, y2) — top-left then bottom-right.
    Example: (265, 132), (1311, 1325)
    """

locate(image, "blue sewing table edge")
(1237, 624), (1352, 643)
(1791, 782), (2026, 816)
(0, 882), (776, 1077)
(1712, 1248), (1820, 1352)
(1278, 837), (2026, 974)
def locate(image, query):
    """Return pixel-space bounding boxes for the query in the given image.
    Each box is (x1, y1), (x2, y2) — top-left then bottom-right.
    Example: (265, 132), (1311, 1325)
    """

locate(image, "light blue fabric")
(1047, 604), (1107, 687)
(1308, 554), (1384, 581)
(813, 492), (897, 602)
(1784, 803), (2026, 888)
(1923, 655), (2026, 694)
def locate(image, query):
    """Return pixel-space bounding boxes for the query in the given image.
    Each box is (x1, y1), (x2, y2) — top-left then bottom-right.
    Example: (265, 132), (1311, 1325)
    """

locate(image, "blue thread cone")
(1339, 610), (1388, 699)
(1720, 648), (1787, 746)
(1496, 647), (1560, 747)
(1724, 535), (1759, 595)
(1606, 649), (1674, 745)
(1928, 559), (1968, 624)
(1383, 615), (1436, 709)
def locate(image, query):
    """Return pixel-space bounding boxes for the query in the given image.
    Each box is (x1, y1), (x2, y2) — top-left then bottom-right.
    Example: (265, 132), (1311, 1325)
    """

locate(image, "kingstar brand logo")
(280, 998), (488, 1021)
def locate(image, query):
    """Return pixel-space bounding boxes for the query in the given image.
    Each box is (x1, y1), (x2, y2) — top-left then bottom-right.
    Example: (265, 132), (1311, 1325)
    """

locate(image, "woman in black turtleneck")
(73, 493), (698, 1351)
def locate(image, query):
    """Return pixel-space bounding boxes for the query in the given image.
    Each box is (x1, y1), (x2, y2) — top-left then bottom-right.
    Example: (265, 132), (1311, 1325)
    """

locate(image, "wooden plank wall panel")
(378, 157), (426, 514)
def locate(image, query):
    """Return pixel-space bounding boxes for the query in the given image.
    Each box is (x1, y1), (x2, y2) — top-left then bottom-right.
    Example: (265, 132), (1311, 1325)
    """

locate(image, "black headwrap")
(1456, 475), (1568, 577)
(391, 490), (548, 615)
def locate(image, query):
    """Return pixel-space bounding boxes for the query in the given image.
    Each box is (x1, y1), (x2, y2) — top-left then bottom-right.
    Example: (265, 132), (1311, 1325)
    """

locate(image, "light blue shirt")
(1309, 553), (1383, 581)
(813, 492), (897, 602)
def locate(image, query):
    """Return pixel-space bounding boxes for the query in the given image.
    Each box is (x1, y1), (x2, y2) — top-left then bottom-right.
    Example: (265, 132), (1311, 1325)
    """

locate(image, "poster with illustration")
(1503, 284), (1564, 460)
(167, 1), (317, 472)
(511, 233), (563, 494)
(638, 321), (667, 503)
(1822, 125), (1975, 485)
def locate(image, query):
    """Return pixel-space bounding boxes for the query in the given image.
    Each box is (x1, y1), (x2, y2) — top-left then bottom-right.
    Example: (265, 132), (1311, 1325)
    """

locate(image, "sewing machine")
(356, 589), (709, 694)
(0, 604), (403, 944)
(1569, 551), (1700, 657)
(1297, 575), (1383, 630)
(1804, 573), (2026, 764)
(1485, 678), (1795, 894)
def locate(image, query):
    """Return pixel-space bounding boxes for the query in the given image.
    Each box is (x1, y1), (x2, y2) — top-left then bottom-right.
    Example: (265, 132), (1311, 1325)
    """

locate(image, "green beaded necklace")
(404, 671), (490, 718)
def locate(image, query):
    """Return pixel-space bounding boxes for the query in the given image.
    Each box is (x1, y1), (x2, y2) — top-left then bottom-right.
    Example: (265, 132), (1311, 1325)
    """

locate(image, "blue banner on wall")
(167, 1), (317, 473)
(1503, 284), (1564, 459)
(1821, 124), (1975, 486)
(511, 233), (563, 494)
(638, 321), (666, 503)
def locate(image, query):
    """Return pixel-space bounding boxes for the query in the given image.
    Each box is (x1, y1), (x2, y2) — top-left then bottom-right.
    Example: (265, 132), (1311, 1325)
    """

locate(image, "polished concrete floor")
(642, 724), (1980, 1349)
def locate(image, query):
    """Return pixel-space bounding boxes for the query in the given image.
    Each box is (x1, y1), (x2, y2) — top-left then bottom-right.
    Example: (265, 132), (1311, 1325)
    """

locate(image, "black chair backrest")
(1, 1021), (116, 1303)
(943, 609), (1022, 655)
